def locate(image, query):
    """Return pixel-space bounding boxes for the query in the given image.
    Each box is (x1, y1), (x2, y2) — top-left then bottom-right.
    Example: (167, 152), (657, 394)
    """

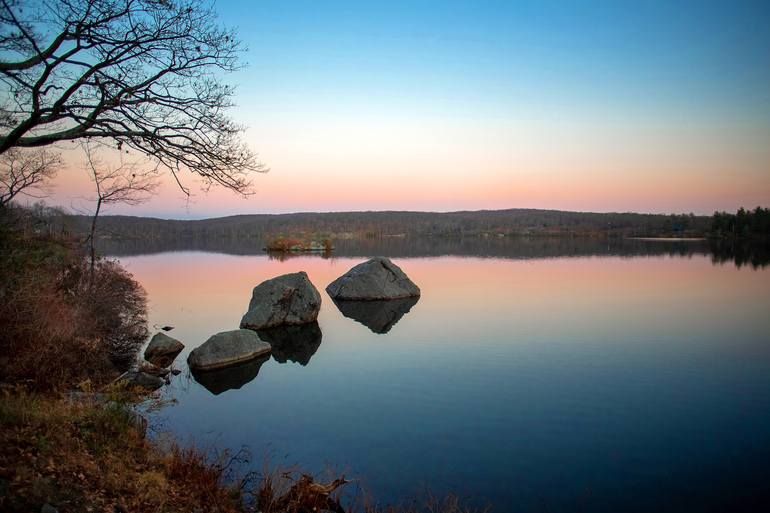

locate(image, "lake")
(112, 238), (770, 512)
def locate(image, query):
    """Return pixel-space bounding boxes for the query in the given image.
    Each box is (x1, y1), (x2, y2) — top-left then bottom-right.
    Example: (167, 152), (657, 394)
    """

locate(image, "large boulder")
(144, 332), (184, 366)
(240, 272), (321, 330)
(187, 329), (271, 371)
(326, 257), (420, 300)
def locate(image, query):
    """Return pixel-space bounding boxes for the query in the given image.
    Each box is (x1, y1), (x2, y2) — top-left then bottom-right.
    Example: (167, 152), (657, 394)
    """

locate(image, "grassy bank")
(0, 390), (248, 513)
(0, 206), (253, 513)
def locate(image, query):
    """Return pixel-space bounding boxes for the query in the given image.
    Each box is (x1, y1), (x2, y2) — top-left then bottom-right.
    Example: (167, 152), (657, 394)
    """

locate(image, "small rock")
(144, 332), (184, 367)
(115, 371), (165, 391)
(138, 361), (170, 377)
(41, 503), (58, 513)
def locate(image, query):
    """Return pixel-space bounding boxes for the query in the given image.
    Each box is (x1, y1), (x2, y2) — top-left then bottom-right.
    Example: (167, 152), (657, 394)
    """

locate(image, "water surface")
(115, 239), (770, 512)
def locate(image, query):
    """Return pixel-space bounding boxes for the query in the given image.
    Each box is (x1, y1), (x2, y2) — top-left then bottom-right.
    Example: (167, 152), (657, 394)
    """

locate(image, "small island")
(264, 234), (334, 254)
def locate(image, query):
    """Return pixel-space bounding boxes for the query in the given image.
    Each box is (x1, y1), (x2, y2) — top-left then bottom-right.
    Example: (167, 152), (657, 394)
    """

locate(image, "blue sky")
(227, 0), (770, 119)
(55, 0), (770, 217)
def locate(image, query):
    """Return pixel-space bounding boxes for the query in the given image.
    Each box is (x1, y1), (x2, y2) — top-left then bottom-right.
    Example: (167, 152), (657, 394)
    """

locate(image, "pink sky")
(48, 111), (770, 219)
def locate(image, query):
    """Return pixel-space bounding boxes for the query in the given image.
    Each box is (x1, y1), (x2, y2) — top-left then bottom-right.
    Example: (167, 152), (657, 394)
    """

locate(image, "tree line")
(54, 208), (711, 241)
(711, 207), (770, 239)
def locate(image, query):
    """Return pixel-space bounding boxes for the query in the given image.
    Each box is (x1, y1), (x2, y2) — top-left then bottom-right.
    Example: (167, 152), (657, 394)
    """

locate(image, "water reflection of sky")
(120, 252), (770, 512)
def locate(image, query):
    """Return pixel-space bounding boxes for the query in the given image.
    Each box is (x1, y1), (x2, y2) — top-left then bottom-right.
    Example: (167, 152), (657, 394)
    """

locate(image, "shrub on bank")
(0, 207), (148, 391)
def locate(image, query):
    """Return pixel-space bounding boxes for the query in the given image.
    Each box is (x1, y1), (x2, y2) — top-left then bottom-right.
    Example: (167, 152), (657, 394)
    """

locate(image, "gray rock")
(138, 361), (170, 377)
(326, 257), (420, 300)
(187, 329), (271, 371)
(41, 503), (58, 513)
(115, 370), (165, 391)
(144, 332), (184, 366)
(239, 272), (321, 330)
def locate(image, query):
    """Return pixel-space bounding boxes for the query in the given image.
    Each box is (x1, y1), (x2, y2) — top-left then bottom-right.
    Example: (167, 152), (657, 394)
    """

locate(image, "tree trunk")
(89, 198), (101, 280)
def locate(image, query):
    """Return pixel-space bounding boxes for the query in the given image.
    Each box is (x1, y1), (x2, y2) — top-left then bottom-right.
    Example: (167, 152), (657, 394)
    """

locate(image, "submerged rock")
(240, 272), (322, 330)
(143, 332), (184, 367)
(187, 329), (271, 371)
(191, 355), (270, 395)
(115, 370), (165, 391)
(326, 257), (420, 300)
(333, 296), (419, 334)
(257, 322), (323, 366)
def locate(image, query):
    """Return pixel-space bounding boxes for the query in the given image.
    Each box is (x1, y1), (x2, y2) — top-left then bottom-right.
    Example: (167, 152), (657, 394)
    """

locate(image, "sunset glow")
(48, 0), (770, 218)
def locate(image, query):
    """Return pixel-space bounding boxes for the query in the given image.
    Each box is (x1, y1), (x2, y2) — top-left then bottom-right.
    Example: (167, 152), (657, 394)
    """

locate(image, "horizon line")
(55, 205), (724, 222)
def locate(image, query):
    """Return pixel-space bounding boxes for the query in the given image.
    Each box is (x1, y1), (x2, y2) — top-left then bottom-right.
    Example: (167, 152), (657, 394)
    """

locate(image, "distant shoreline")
(54, 208), (710, 242)
(628, 237), (706, 241)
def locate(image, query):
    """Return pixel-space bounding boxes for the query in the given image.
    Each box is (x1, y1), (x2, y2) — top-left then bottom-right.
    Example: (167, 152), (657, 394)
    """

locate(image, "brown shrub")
(164, 444), (250, 510)
(62, 258), (149, 369)
(0, 213), (148, 391)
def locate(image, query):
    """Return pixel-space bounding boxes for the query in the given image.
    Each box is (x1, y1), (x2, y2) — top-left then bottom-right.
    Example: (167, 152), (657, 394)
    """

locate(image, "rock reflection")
(190, 355), (270, 395)
(332, 297), (419, 334)
(257, 322), (322, 366)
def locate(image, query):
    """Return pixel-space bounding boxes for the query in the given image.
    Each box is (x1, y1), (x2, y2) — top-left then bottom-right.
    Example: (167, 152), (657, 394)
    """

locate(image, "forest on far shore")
(51, 208), (714, 241)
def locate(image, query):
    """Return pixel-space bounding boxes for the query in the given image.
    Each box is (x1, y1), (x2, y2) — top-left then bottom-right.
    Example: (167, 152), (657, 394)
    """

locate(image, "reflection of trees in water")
(709, 239), (770, 270)
(96, 236), (769, 268)
(266, 251), (332, 262)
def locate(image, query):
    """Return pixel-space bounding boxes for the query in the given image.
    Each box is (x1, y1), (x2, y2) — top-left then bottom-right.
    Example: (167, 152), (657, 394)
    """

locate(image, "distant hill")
(58, 208), (709, 240)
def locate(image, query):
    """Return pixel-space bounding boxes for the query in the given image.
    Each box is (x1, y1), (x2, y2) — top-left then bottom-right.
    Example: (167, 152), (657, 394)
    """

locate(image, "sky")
(50, 0), (770, 219)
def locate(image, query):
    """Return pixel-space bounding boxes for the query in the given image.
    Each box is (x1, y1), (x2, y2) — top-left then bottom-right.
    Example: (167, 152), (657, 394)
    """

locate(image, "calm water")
(114, 239), (770, 512)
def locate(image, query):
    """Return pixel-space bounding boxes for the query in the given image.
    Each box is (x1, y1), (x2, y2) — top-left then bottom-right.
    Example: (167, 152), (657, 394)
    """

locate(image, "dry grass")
(252, 464), (487, 513)
(0, 215), (148, 391)
(0, 389), (249, 513)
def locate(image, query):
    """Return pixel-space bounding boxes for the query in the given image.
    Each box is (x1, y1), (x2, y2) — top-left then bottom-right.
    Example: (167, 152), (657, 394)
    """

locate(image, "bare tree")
(83, 143), (158, 273)
(0, 0), (266, 195)
(0, 147), (60, 207)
